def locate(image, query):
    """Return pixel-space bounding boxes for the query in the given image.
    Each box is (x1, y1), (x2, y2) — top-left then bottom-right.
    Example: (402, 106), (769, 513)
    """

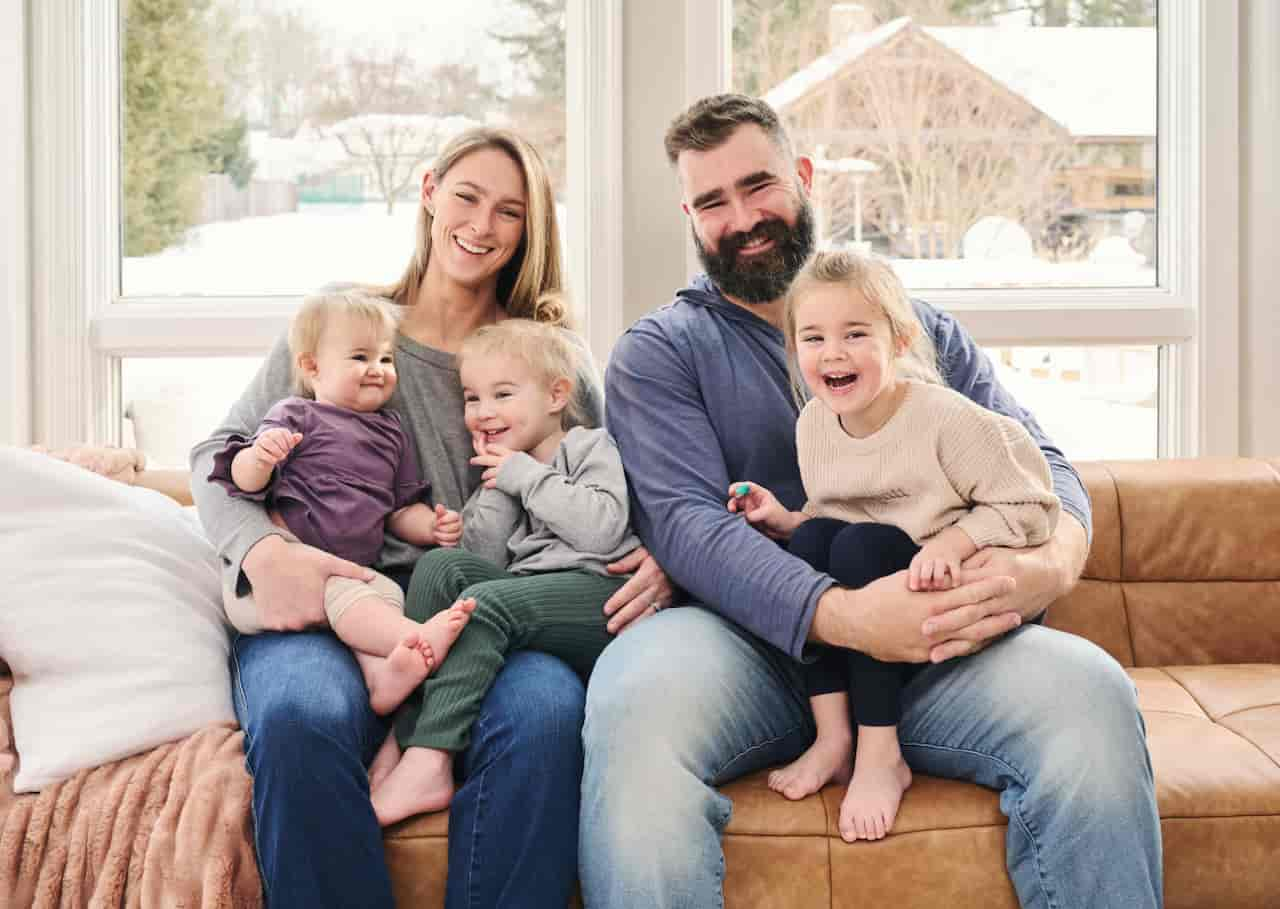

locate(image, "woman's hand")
(602, 546), (676, 634)
(241, 534), (376, 632)
(726, 481), (806, 540)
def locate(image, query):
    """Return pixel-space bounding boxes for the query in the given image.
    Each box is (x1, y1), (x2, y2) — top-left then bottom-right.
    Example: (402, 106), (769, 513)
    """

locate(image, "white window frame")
(28, 0), (627, 448)
(22, 0), (1240, 460)
(1, 0), (31, 446)
(682, 0), (1238, 458)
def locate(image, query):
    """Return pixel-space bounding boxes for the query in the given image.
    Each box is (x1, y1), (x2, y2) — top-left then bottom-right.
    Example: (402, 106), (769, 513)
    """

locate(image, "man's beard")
(693, 198), (816, 304)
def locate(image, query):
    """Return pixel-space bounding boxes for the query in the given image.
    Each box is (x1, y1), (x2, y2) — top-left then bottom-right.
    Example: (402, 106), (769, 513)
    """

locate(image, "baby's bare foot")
(838, 741), (912, 842)
(767, 733), (853, 801)
(371, 746), (455, 827)
(367, 634), (434, 715)
(368, 730), (401, 791)
(417, 598), (476, 669)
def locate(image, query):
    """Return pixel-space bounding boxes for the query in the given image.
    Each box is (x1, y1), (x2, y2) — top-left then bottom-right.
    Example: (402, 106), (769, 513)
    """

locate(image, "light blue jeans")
(580, 608), (1162, 909)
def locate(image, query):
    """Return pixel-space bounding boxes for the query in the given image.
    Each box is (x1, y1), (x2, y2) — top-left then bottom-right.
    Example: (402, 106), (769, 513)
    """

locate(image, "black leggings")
(790, 519), (921, 727)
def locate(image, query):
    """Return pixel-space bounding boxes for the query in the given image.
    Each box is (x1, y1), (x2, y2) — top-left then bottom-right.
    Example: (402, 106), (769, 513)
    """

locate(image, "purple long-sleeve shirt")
(604, 274), (1091, 660)
(209, 397), (430, 569)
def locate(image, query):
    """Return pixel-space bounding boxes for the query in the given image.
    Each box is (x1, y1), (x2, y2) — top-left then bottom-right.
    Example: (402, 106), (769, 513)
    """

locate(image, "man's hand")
(726, 481), (806, 540)
(241, 534), (375, 632)
(930, 515), (1088, 661)
(810, 571), (1020, 664)
(602, 546), (676, 634)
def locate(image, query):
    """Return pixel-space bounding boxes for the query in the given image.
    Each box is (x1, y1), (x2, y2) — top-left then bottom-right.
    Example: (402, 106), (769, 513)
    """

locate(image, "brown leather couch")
(384, 458), (1280, 908)
(4, 458), (1279, 906)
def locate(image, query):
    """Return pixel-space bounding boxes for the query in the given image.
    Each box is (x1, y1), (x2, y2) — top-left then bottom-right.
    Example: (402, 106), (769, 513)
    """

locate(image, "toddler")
(210, 291), (474, 717)
(369, 318), (641, 826)
(729, 250), (1060, 843)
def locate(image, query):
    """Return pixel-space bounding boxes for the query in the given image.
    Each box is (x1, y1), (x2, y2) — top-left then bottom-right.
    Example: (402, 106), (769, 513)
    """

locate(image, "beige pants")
(222, 531), (404, 634)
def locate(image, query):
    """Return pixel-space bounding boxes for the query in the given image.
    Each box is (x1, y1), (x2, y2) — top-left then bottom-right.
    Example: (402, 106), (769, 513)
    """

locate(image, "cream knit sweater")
(798, 380), (1061, 548)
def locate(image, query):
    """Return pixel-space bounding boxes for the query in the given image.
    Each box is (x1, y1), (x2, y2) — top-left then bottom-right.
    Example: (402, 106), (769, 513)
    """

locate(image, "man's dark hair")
(664, 93), (794, 165)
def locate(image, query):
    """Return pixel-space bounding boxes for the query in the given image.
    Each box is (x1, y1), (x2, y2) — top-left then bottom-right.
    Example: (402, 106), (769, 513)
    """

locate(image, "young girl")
(368, 318), (641, 827)
(728, 250), (1060, 843)
(210, 291), (475, 717)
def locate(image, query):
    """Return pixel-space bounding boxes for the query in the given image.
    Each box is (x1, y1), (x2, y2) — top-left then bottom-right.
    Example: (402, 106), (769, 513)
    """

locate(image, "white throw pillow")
(0, 446), (234, 793)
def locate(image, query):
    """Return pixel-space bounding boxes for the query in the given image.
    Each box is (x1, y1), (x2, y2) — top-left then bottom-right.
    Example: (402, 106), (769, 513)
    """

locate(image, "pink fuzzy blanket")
(0, 673), (262, 908)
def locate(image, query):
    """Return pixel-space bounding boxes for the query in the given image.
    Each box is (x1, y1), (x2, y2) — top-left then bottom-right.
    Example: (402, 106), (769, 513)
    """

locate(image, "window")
(28, 0), (626, 457)
(694, 0), (1219, 460)
(121, 1), (568, 300)
(730, 1), (1157, 290)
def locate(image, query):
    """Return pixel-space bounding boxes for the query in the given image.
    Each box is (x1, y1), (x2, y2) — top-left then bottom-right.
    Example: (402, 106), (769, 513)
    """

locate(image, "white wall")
(1240, 0), (1280, 456)
(622, 0), (688, 329)
(0, 0), (31, 446)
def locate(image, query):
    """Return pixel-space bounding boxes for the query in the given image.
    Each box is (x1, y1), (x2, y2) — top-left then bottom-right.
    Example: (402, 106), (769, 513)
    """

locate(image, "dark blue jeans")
(230, 584), (585, 907)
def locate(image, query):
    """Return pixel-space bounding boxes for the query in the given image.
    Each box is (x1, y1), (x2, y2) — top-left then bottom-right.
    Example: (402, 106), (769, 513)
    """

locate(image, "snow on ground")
(121, 203), (1157, 465)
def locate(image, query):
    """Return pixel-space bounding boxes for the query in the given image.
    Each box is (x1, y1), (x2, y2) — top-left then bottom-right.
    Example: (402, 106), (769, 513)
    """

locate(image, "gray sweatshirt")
(461, 426), (640, 576)
(190, 323), (604, 594)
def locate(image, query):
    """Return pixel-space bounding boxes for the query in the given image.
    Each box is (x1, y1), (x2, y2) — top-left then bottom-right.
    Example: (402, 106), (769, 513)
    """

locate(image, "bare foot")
(767, 732), (853, 800)
(367, 634), (435, 715)
(416, 597), (476, 669)
(838, 727), (913, 842)
(371, 746), (455, 827)
(368, 731), (401, 791)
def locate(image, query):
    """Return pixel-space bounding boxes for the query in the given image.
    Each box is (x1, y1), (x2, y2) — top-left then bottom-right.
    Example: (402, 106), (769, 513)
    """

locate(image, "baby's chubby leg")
(768, 691), (853, 800)
(328, 573), (476, 715)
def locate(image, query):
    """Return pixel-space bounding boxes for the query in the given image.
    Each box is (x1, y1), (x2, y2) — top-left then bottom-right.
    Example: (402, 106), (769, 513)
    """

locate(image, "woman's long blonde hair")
(371, 127), (571, 328)
(784, 249), (943, 408)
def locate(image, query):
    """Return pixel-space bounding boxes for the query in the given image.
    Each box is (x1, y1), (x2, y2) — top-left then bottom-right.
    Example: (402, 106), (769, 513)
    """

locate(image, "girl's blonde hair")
(370, 127), (572, 329)
(784, 249), (943, 407)
(457, 320), (587, 430)
(288, 291), (398, 397)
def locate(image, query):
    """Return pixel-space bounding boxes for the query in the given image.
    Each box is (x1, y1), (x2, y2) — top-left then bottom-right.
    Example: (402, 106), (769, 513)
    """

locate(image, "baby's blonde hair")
(784, 249), (943, 407)
(457, 318), (587, 430)
(288, 291), (399, 397)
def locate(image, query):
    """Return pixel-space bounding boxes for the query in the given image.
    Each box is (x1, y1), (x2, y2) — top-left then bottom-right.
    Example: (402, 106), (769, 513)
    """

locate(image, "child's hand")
(470, 442), (518, 489)
(432, 504), (463, 547)
(252, 428), (302, 468)
(726, 481), (803, 540)
(909, 530), (978, 591)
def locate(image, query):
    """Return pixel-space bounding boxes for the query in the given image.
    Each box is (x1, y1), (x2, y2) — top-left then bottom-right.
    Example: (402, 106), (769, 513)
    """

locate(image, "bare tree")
(329, 113), (478, 215)
(246, 8), (330, 136)
(786, 26), (1072, 258)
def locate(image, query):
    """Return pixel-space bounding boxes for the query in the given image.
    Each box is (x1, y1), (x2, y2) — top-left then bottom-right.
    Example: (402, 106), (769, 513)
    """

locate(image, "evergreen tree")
(122, 0), (242, 256)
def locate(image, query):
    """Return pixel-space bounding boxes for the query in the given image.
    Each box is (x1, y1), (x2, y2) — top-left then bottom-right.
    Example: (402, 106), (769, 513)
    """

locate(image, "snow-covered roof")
(764, 21), (1156, 139)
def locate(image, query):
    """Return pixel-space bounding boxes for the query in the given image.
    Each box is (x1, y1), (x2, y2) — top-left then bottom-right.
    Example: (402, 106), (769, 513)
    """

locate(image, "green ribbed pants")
(394, 548), (626, 752)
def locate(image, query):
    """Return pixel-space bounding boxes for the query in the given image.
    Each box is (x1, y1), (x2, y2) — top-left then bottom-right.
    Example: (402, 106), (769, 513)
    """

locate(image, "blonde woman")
(191, 128), (672, 909)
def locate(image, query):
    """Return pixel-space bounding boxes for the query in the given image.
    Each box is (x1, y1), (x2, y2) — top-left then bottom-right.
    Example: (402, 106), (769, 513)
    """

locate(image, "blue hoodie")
(605, 274), (1091, 660)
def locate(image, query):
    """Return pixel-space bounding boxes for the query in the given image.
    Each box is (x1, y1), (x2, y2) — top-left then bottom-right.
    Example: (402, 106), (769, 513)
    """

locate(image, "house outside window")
(719, 0), (1190, 460)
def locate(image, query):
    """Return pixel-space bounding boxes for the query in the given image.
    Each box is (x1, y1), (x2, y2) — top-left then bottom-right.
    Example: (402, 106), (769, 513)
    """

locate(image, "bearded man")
(579, 94), (1162, 909)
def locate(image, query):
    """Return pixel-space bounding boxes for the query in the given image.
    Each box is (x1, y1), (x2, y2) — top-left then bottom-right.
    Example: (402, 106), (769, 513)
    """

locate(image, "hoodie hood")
(676, 273), (785, 338)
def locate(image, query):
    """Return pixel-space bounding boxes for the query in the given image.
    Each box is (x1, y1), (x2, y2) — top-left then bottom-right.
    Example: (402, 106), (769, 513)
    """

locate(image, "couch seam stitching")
(1106, 462), (1140, 668)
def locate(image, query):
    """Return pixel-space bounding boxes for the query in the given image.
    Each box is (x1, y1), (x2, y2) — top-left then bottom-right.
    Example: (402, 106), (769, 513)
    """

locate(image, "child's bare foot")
(417, 597), (476, 668)
(768, 731), (853, 800)
(367, 634), (435, 715)
(371, 746), (455, 827)
(838, 727), (913, 842)
(368, 730), (401, 791)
